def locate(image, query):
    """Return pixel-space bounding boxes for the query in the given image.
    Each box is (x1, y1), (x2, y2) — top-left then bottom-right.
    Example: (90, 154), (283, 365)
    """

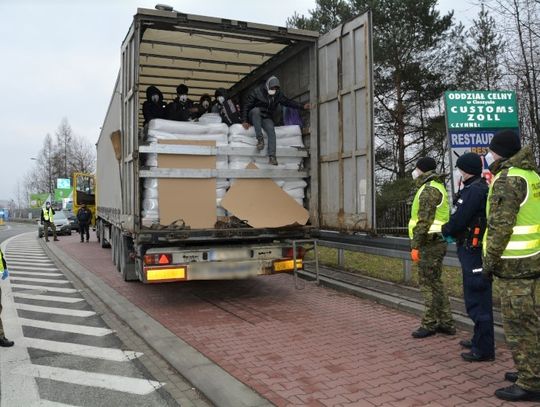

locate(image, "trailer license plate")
(146, 267), (187, 282)
(273, 259), (302, 272)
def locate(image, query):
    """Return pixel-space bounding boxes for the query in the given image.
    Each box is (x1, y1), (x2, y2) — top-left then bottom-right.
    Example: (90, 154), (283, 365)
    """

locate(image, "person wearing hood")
(408, 157), (455, 339)
(241, 76), (311, 166)
(142, 86), (166, 125)
(482, 130), (540, 402)
(211, 88), (241, 126)
(196, 93), (212, 118)
(441, 153), (494, 362)
(165, 84), (196, 121)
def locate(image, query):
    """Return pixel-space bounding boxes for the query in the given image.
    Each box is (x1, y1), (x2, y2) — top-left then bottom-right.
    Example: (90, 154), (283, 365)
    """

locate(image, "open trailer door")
(314, 11), (374, 232)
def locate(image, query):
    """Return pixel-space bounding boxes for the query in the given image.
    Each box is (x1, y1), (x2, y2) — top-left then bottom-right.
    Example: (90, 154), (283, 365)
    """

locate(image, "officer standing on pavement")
(409, 157), (456, 338)
(0, 248), (14, 347)
(482, 130), (540, 402)
(41, 201), (58, 242)
(441, 152), (495, 362)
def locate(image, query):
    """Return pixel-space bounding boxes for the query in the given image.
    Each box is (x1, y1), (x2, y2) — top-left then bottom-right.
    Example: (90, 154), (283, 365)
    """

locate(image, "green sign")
(29, 193), (49, 209)
(55, 188), (72, 201)
(445, 91), (519, 129)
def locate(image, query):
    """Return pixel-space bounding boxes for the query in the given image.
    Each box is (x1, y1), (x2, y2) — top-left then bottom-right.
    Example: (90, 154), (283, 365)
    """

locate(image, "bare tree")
(55, 118), (73, 179)
(70, 135), (96, 174)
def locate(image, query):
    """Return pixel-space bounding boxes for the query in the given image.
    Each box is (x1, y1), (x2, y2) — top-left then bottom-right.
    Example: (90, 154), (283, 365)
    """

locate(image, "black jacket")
(142, 86), (166, 125)
(442, 175), (488, 246)
(77, 208), (92, 225)
(41, 207), (55, 222)
(241, 83), (304, 123)
(165, 97), (194, 121)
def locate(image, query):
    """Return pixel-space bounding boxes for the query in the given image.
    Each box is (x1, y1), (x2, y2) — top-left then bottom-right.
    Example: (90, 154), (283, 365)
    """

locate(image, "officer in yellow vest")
(483, 130), (540, 402)
(41, 201), (58, 242)
(0, 248), (14, 347)
(409, 157), (456, 338)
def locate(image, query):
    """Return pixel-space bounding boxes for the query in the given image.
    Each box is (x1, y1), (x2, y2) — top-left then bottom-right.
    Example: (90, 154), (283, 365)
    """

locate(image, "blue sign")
(57, 178), (71, 189)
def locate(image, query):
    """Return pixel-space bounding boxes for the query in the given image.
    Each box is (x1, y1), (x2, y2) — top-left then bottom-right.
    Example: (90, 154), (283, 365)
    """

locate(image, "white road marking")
(29, 401), (79, 407)
(9, 265), (60, 272)
(13, 365), (164, 395)
(7, 259), (55, 265)
(22, 338), (143, 362)
(13, 293), (83, 303)
(10, 277), (70, 284)
(15, 303), (95, 317)
(11, 271), (64, 277)
(6, 254), (50, 259)
(18, 318), (113, 336)
(11, 284), (78, 294)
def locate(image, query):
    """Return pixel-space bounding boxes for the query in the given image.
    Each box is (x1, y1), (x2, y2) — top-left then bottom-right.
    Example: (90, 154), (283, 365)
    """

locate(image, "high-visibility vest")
(0, 249), (4, 272)
(43, 208), (53, 221)
(483, 167), (540, 259)
(409, 181), (450, 239)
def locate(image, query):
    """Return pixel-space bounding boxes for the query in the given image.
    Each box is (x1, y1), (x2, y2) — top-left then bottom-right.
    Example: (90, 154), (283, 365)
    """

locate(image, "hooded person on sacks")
(142, 86), (166, 125)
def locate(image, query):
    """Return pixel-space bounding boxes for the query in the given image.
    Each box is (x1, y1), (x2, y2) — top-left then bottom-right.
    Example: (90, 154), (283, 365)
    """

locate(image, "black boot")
(256, 137), (264, 151)
(0, 337), (14, 347)
(459, 339), (472, 349)
(505, 372), (518, 383)
(268, 155), (278, 166)
(54, 237), (59, 241)
(436, 325), (456, 335)
(495, 384), (540, 402)
(412, 327), (436, 338)
(461, 351), (495, 362)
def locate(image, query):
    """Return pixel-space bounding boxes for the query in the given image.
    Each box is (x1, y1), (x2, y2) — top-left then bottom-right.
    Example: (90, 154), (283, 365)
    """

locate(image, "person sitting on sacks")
(211, 88), (241, 126)
(196, 93), (212, 118)
(142, 86), (166, 126)
(241, 76), (311, 166)
(165, 84), (197, 121)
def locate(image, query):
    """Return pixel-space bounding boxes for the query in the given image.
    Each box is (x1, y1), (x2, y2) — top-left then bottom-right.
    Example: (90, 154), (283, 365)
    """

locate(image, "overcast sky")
(0, 0), (478, 202)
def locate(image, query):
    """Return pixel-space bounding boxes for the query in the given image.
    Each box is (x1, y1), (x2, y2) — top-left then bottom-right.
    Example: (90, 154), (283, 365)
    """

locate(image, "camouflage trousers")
(418, 240), (455, 330)
(498, 277), (540, 391)
(0, 287), (4, 338)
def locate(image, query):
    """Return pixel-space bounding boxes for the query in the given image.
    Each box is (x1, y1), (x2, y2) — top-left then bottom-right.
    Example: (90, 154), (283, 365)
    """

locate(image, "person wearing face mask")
(211, 88), (241, 126)
(196, 94), (212, 118)
(482, 129), (540, 402)
(40, 201), (58, 242)
(408, 157), (455, 339)
(142, 86), (166, 125)
(441, 153), (494, 362)
(241, 76), (311, 166)
(165, 84), (195, 121)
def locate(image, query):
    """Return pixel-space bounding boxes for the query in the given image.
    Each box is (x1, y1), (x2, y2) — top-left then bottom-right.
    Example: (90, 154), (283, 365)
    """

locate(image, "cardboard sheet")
(157, 140), (217, 228)
(221, 163), (309, 228)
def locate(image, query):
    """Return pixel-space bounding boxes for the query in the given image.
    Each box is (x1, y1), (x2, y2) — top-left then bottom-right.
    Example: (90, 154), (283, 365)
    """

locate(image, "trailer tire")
(111, 226), (117, 266)
(120, 235), (138, 282)
(114, 228), (121, 272)
(98, 220), (110, 248)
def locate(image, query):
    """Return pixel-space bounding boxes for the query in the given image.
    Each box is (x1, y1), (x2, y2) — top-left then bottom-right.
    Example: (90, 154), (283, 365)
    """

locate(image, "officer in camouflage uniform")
(483, 130), (540, 402)
(409, 157), (456, 338)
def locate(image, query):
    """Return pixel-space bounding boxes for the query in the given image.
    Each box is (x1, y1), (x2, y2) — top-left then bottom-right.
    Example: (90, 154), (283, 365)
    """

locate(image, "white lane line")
(19, 318), (113, 336)
(6, 249), (45, 254)
(15, 303), (95, 317)
(11, 271), (64, 277)
(7, 259), (55, 265)
(11, 284), (78, 294)
(12, 365), (164, 395)
(6, 254), (49, 259)
(22, 338), (143, 362)
(10, 277), (70, 284)
(9, 265), (60, 272)
(1, 237), (41, 406)
(13, 293), (83, 303)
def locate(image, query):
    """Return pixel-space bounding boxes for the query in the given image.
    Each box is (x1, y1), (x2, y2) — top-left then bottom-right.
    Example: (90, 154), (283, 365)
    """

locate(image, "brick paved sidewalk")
(54, 235), (535, 407)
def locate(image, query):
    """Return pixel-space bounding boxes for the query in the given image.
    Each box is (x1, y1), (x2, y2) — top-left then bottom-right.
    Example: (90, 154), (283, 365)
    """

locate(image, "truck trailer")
(96, 7), (374, 283)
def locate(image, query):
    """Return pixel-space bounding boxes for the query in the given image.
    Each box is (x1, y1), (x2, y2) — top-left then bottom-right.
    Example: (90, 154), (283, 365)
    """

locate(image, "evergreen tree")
(286, 0), (353, 33)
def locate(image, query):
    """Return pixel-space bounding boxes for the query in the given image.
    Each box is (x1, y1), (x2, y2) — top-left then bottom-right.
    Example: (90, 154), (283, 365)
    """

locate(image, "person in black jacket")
(0, 248), (14, 347)
(241, 76), (311, 165)
(442, 152), (495, 362)
(142, 86), (166, 125)
(211, 88), (241, 126)
(76, 204), (92, 243)
(165, 84), (196, 121)
(196, 94), (212, 118)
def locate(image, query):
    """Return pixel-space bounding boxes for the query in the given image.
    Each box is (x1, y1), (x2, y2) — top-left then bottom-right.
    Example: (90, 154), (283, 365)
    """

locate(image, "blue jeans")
(249, 107), (276, 156)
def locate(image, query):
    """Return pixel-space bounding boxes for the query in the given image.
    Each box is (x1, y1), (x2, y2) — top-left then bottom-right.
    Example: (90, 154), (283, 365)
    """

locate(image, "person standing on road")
(482, 130), (540, 402)
(441, 152), (494, 362)
(0, 248), (14, 347)
(408, 157), (456, 339)
(241, 76), (311, 166)
(77, 204), (92, 243)
(41, 202), (58, 242)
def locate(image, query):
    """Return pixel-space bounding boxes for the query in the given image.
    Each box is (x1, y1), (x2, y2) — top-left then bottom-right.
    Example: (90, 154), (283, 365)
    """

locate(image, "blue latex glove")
(444, 235), (456, 244)
(1, 269), (8, 280)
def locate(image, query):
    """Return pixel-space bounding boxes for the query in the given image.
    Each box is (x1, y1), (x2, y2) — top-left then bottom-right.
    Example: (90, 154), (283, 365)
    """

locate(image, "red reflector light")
(282, 246), (306, 259)
(144, 253), (172, 265)
(158, 254), (170, 265)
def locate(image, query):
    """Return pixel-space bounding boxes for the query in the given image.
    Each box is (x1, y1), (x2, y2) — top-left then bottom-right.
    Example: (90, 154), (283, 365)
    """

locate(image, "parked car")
(38, 211), (72, 237)
(63, 210), (79, 231)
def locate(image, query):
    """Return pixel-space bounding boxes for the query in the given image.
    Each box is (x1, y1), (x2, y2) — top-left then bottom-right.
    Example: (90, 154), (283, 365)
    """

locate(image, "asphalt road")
(0, 224), (181, 406)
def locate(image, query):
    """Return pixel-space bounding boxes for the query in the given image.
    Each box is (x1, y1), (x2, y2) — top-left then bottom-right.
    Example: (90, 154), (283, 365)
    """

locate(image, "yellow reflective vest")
(43, 208), (54, 222)
(409, 181), (450, 240)
(484, 167), (540, 259)
(0, 249), (4, 272)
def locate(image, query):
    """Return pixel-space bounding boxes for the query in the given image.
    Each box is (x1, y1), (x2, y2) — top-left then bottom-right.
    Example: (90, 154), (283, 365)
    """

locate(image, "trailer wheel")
(120, 235), (138, 282)
(96, 221), (100, 243)
(111, 226), (117, 266)
(98, 220), (110, 248)
(114, 228), (121, 272)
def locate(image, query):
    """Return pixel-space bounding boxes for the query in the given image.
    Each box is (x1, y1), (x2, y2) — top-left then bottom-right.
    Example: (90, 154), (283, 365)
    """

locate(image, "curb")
(40, 239), (272, 407)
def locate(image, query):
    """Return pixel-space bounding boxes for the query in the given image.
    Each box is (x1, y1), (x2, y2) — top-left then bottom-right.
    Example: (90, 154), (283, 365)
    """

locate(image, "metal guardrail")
(313, 231), (460, 282)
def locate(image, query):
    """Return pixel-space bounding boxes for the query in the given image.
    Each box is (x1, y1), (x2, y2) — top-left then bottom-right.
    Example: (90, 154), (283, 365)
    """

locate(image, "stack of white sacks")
(228, 124), (307, 206)
(142, 117), (229, 223)
(141, 119), (307, 224)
